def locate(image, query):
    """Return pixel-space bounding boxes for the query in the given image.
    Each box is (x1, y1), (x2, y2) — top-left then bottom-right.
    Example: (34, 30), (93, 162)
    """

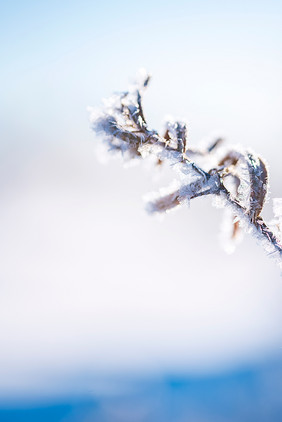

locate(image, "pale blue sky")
(2, 0), (282, 150)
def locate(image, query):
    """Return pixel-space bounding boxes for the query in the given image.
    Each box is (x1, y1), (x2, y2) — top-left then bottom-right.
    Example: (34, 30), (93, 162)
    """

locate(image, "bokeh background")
(1, 1), (282, 420)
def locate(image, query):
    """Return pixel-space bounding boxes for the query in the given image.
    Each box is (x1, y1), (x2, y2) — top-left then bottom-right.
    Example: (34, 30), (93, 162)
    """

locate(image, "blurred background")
(1, 0), (282, 420)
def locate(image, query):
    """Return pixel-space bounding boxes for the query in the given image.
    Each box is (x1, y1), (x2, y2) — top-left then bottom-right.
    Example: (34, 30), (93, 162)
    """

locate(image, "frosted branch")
(90, 71), (282, 270)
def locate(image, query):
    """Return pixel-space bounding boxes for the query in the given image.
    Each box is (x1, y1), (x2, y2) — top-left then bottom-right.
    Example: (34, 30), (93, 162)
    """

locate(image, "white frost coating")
(272, 198), (282, 240)
(236, 157), (251, 210)
(273, 198), (282, 219)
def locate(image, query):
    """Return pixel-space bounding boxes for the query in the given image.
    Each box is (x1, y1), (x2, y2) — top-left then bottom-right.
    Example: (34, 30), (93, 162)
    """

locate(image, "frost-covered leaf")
(217, 149), (268, 223)
(146, 177), (214, 214)
(245, 152), (268, 223)
(146, 187), (181, 214)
